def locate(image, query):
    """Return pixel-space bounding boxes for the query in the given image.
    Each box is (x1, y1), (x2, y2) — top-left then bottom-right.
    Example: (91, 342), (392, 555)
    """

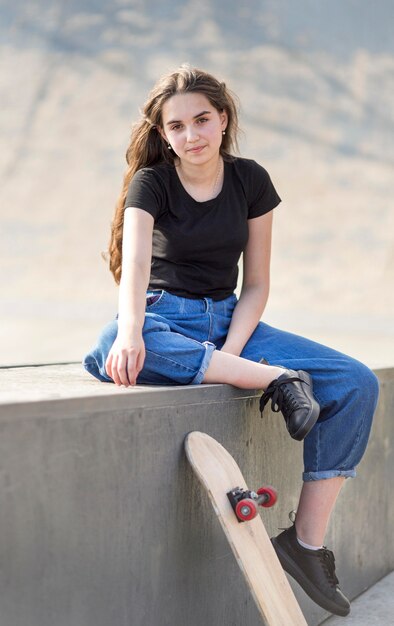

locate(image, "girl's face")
(160, 92), (227, 166)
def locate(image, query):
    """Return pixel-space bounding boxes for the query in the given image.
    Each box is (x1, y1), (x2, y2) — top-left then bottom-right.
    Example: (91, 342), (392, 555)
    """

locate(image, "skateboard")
(185, 431), (306, 625)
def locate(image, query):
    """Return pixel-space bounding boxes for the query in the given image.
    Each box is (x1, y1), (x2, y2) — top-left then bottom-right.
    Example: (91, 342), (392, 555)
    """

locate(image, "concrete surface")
(0, 364), (392, 626)
(1, 1), (394, 367)
(323, 571), (394, 625)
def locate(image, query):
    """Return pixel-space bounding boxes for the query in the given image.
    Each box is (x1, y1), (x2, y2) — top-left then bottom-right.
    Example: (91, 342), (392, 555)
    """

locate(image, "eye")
(170, 123), (183, 131)
(197, 117), (208, 124)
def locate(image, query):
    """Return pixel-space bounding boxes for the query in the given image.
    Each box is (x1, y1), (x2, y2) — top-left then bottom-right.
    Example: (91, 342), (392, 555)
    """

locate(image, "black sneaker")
(259, 369), (320, 440)
(271, 524), (350, 617)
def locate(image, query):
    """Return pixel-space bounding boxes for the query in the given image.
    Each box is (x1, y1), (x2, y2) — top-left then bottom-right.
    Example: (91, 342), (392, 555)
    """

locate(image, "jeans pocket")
(146, 290), (166, 308)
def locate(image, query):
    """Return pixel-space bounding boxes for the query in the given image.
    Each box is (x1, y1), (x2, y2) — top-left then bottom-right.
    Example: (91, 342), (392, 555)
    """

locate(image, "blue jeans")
(83, 290), (380, 482)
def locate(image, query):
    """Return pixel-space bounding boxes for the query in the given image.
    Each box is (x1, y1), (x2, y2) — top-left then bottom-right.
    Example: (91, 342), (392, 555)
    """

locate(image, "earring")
(168, 144), (171, 150)
(222, 130), (226, 136)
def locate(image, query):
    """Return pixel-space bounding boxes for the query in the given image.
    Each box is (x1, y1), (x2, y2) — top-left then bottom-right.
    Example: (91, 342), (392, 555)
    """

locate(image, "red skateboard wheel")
(256, 486), (278, 508)
(235, 498), (257, 521)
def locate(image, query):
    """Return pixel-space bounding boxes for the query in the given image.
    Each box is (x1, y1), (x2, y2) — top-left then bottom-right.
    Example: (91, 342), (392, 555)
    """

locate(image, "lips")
(187, 145), (206, 153)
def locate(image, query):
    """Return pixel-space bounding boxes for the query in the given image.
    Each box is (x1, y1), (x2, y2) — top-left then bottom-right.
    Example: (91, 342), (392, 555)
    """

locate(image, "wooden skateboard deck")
(185, 431), (306, 626)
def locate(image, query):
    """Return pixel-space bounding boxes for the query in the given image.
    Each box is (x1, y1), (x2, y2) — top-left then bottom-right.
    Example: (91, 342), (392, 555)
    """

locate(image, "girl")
(83, 65), (379, 617)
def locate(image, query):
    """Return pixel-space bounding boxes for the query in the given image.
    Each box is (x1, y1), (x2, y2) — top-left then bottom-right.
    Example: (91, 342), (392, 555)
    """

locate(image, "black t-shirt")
(125, 156), (281, 300)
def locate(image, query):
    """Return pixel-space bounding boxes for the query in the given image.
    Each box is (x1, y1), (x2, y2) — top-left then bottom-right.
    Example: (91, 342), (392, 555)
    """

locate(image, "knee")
(366, 368), (380, 405)
(346, 358), (380, 411)
(83, 319), (118, 382)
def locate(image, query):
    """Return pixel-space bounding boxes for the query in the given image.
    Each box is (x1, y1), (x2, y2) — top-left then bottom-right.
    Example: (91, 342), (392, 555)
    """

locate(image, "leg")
(83, 316), (218, 386)
(239, 322), (380, 615)
(239, 320), (380, 485)
(202, 349), (283, 388)
(83, 307), (284, 387)
(295, 477), (345, 546)
(203, 349), (320, 440)
(204, 343), (368, 547)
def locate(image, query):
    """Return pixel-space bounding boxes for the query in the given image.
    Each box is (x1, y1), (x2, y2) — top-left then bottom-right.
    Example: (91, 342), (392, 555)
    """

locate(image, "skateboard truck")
(227, 486), (277, 523)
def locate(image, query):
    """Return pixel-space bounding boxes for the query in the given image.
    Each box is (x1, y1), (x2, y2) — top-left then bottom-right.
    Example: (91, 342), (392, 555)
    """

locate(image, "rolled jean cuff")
(190, 341), (216, 385)
(302, 468), (357, 482)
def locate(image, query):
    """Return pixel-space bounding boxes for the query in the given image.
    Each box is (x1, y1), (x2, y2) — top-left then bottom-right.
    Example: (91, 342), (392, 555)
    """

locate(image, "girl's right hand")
(105, 331), (146, 387)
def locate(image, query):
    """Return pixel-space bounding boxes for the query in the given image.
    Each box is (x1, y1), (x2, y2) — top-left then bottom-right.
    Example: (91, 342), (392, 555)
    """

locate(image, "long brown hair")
(108, 65), (240, 284)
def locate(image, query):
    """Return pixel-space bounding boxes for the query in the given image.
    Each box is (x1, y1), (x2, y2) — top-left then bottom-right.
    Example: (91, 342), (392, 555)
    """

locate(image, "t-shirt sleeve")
(124, 168), (165, 220)
(246, 161), (282, 219)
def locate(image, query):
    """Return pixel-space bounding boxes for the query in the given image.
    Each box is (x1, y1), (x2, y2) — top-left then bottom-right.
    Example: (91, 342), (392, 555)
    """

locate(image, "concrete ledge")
(0, 365), (393, 626)
(0, 362), (254, 418)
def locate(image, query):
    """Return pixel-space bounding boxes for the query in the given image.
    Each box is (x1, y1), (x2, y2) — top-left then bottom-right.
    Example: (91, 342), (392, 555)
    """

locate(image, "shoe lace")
(259, 376), (308, 418)
(319, 548), (339, 587)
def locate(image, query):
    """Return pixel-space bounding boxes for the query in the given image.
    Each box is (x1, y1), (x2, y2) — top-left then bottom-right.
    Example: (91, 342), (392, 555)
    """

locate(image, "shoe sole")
(291, 371), (320, 441)
(271, 538), (350, 617)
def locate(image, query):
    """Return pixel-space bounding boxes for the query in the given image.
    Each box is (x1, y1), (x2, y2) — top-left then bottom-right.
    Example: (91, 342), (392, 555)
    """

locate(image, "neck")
(176, 154), (224, 202)
(177, 154), (221, 184)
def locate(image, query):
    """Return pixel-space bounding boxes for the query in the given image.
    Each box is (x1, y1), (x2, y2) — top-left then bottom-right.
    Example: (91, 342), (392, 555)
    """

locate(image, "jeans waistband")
(146, 290), (237, 316)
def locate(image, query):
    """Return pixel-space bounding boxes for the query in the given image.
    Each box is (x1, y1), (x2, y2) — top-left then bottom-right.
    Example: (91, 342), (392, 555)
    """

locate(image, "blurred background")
(1, 0), (393, 368)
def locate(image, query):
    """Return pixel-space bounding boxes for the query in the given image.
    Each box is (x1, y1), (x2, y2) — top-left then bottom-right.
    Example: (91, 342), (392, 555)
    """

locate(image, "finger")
(127, 360), (137, 386)
(117, 354), (132, 387)
(111, 355), (122, 386)
(127, 352), (140, 386)
(135, 348), (146, 378)
(105, 353), (113, 379)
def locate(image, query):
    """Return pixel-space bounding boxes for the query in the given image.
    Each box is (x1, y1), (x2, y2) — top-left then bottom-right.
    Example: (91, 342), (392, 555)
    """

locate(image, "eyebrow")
(166, 110), (211, 126)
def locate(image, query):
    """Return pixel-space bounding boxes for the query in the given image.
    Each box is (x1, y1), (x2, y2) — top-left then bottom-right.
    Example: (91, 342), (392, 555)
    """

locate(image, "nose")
(186, 125), (199, 143)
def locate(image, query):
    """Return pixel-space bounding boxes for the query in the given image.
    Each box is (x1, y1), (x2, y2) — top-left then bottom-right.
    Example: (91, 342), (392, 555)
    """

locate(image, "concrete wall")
(0, 365), (393, 626)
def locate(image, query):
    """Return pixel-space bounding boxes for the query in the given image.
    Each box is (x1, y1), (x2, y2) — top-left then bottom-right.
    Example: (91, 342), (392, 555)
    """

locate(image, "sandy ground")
(1, 1), (393, 368)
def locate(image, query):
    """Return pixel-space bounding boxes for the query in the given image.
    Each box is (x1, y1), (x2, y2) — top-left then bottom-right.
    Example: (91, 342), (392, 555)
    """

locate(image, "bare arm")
(221, 210), (273, 356)
(105, 207), (154, 385)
